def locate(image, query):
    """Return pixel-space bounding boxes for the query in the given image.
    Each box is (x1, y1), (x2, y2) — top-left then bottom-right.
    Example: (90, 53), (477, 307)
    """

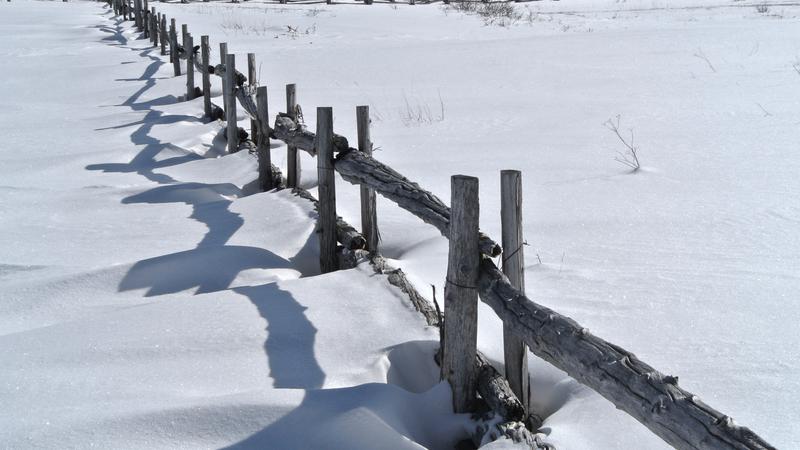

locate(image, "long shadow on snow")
(234, 284), (325, 389)
(90, 15), (129, 47)
(89, 20), (327, 390)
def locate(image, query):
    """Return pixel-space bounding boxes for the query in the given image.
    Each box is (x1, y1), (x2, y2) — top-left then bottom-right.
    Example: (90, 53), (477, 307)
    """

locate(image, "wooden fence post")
(220, 43), (228, 115)
(357, 105), (378, 254)
(150, 8), (157, 46)
(500, 169), (529, 413)
(170, 19), (180, 76)
(186, 34), (195, 100)
(256, 86), (273, 191)
(316, 107), (338, 274)
(139, 5), (150, 39)
(247, 53), (258, 144)
(143, 0), (149, 37)
(142, 2), (149, 39)
(133, 0), (141, 30)
(286, 83), (300, 188)
(225, 54), (238, 154)
(159, 15), (166, 56)
(442, 175), (480, 413)
(181, 23), (188, 51)
(201, 35), (212, 118)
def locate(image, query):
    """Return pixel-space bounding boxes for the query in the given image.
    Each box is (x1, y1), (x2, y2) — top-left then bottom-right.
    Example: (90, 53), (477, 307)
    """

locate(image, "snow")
(2, 0), (799, 448)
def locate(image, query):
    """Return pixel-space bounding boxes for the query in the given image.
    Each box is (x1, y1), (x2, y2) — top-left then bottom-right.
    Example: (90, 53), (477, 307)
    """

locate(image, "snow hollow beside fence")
(1, 0), (799, 449)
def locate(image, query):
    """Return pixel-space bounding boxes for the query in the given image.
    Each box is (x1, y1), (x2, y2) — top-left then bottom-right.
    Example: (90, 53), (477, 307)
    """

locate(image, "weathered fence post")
(500, 169), (529, 413)
(133, 0), (142, 30)
(142, 0), (149, 39)
(286, 83), (300, 188)
(170, 19), (180, 76)
(186, 34), (195, 100)
(247, 53), (258, 144)
(201, 35), (212, 118)
(357, 105), (378, 254)
(316, 107), (338, 274)
(256, 86), (273, 191)
(442, 175), (480, 413)
(159, 14), (166, 56)
(220, 43), (228, 115)
(139, 0), (145, 31)
(143, 0), (149, 35)
(150, 8), (157, 46)
(225, 54), (238, 154)
(139, 4), (150, 39)
(181, 23), (188, 51)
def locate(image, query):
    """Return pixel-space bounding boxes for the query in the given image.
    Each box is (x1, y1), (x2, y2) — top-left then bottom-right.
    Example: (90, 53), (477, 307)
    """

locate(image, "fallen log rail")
(124, 2), (776, 447)
(478, 259), (773, 450)
(271, 115), (501, 257)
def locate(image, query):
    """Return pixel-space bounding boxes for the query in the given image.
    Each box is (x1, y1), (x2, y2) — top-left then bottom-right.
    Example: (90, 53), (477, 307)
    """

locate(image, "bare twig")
(694, 48), (717, 73)
(603, 115), (641, 172)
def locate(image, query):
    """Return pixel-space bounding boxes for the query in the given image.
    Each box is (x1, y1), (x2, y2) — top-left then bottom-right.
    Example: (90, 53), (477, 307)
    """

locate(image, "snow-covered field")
(1, 0), (799, 448)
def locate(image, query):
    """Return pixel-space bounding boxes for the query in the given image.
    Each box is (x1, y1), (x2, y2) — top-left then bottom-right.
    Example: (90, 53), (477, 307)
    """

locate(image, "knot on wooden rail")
(213, 63), (247, 87)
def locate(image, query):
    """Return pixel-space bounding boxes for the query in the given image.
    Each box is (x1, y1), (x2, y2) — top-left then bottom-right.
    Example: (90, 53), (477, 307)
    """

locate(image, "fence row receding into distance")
(108, 0), (775, 448)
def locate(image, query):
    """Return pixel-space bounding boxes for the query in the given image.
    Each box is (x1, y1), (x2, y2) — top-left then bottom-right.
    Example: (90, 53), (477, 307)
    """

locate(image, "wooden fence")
(108, 1), (776, 448)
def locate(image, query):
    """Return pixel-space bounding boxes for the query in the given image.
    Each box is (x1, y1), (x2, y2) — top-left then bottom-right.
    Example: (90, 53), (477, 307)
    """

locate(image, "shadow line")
(87, 14), (327, 395)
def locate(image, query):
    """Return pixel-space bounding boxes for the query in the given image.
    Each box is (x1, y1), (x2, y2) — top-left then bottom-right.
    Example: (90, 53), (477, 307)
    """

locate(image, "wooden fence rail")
(119, 2), (776, 448)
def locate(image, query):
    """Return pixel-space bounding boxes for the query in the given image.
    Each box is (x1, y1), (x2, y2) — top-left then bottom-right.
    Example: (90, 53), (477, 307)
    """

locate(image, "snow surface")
(2, 0), (799, 448)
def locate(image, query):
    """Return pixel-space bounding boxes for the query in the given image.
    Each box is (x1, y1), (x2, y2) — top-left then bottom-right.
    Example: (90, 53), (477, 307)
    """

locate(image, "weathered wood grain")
(256, 86), (273, 191)
(200, 35), (211, 118)
(159, 15), (166, 56)
(247, 53), (258, 145)
(185, 33), (194, 100)
(334, 149), (501, 257)
(285, 84), (300, 188)
(219, 42), (227, 114)
(477, 258), (775, 450)
(442, 175), (480, 413)
(271, 115), (349, 157)
(500, 169), (529, 414)
(170, 19), (180, 76)
(357, 106), (379, 254)
(224, 54), (237, 154)
(316, 107), (338, 274)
